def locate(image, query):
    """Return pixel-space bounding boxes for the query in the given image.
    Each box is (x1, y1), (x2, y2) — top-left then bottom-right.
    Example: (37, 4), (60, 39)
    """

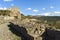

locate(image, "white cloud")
(0, 7), (7, 10)
(38, 12), (51, 16)
(26, 8), (32, 10)
(0, 7), (3, 10)
(33, 9), (39, 12)
(3, 0), (13, 2)
(54, 11), (60, 14)
(27, 11), (60, 16)
(42, 8), (46, 10)
(50, 6), (54, 9)
(43, 13), (51, 16)
(20, 11), (23, 13)
(4, 7), (7, 10)
(37, 11), (60, 16)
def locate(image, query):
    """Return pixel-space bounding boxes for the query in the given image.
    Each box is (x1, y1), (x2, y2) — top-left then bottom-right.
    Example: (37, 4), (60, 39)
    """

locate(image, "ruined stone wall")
(9, 7), (21, 20)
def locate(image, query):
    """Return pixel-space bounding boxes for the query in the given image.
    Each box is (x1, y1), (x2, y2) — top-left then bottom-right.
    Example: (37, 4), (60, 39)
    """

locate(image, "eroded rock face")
(9, 7), (21, 20)
(18, 18), (48, 40)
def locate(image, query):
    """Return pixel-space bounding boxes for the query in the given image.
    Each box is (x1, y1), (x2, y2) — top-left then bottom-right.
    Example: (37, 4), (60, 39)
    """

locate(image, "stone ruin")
(9, 7), (49, 40)
(8, 7), (60, 40)
(15, 18), (49, 40)
(0, 7), (21, 24)
(9, 7), (21, 20)
(0, 7), (60, 40)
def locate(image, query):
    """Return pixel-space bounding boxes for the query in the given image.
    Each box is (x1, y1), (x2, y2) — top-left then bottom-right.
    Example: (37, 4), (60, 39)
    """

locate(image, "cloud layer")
(26, 8), (32, 10)
(38, 11), (60, 16)
(33, 9), (39, 12)
(0, 7), (7, 10)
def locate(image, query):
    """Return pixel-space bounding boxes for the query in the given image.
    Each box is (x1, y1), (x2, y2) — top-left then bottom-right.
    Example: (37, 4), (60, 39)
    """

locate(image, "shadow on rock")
(8, 22), (34, 40)
(41, 28), (60, 40)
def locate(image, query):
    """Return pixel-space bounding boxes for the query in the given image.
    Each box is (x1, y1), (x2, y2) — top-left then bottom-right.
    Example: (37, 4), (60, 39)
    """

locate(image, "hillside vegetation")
(21, 14), (60, 29)
(0, 10), (10, 16)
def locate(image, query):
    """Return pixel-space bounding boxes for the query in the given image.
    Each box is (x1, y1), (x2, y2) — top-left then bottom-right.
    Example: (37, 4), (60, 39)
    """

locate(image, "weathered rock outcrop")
(13, 18), (49, 40)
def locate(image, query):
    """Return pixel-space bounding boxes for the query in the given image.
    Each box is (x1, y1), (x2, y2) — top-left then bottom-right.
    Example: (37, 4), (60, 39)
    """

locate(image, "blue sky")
(0, 0), (60, 16)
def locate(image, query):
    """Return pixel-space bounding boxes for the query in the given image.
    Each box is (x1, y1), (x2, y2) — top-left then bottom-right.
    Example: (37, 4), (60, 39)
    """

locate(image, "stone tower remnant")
(9, 7), (21, 20)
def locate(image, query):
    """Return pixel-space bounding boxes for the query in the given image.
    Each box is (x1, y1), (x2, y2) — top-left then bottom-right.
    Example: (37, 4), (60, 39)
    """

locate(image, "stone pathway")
(0, 23), (21, 40)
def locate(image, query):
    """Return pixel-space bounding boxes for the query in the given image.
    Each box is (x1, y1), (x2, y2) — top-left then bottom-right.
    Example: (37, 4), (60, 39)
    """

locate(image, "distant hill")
(21, 14), (60, 29)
